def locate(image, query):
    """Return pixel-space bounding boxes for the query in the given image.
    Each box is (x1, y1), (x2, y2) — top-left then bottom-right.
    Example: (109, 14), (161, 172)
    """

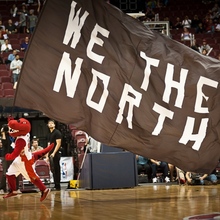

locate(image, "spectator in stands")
(150, 159), (170, 183)
(205, 19), (215, 33)
(210, 9), (220, 23)
(10, 4), (18, 17)
(200, 39), (211, 53)
(27, 9), (38, 34)
(185, 172), (206, 185)
(203, 13), (212, 31)
(5, 49), (18, 65)
(0, 20), (5, 31)
(195, 22), (205, 33)
(31, 138), (43, 153)
(202, 48), (208, 55)
(1, 39), (13, 53)
(20, 36), (29, 52)
(146, 0), (157, 9)
(173, 17), (183, 29)
(208, 169), (218, 184)
(156, 0), (162, 9)
(181, 27), (192, 41)
(21, 3), (29, 16)
(145, 7), (155, 20)
(5, 19), (17, 34)
(191, 14), (202, 31)
(191, 39), (200, 52)
(215, 18), (220, 31)
(17, 10), (27, 34)
(182, 15), (192, 28)
(10, 54), (23, 88)
(186, 170), (217, 185)
(164, 16), (173, 29)
(0, 27), (7, 44)
(211, 3), (220, 15)
(136, 155), (152, 178)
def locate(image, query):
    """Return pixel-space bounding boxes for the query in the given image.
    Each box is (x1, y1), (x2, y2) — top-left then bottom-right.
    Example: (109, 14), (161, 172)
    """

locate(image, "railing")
(142, 21), (170, 37)
(126, 13), (170, 37)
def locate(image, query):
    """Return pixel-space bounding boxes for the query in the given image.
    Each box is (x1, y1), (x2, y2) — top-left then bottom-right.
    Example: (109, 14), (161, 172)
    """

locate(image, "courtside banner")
(15, 0), (220, 173)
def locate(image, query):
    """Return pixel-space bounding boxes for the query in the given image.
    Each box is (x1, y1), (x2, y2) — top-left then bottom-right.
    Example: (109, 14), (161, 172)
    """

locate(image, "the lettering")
(53, 0), (219, 151)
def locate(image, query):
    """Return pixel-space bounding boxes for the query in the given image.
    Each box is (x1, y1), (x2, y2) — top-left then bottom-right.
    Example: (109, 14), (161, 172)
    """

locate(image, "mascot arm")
(32, 143), (54, 161)
(5, 138), (26, 161)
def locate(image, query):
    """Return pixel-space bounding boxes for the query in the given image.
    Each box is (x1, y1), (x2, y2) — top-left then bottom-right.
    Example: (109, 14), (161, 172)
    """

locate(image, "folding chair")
(35, 160), (51, 186)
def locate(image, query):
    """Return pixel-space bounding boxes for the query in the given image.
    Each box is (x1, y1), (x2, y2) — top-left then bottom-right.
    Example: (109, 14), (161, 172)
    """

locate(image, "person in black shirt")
(46, 120), (62, 191)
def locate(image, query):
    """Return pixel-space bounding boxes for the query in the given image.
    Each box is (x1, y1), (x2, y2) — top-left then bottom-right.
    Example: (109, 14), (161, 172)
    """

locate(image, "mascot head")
(8, 118), (31, 137)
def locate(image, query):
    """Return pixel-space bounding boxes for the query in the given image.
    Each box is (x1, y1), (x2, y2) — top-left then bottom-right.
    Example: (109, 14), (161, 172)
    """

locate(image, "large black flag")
(15, 0), (220, 173)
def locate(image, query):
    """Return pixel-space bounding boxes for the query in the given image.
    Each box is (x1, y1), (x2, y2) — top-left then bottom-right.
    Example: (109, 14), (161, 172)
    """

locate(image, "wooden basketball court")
(0, 183), (219, 220)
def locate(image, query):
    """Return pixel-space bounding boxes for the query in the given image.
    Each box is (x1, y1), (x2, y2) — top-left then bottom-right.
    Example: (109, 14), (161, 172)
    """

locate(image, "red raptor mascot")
(3, 118), (54, 202)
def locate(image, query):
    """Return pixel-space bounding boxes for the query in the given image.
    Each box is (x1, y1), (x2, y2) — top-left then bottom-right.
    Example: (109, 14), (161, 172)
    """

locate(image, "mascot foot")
(40, 188), (50, 202)
(3, 191), (18, 199)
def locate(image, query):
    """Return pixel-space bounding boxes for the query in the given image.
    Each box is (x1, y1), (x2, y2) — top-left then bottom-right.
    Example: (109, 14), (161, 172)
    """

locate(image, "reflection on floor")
(0, 183), (220, 220)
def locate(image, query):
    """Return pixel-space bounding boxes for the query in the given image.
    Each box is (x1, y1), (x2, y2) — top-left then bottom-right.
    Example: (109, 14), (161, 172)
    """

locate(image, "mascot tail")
(32, 143), (54, 161)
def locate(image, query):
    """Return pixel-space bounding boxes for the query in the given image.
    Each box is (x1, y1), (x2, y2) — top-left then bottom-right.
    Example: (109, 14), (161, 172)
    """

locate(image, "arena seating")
(153, 0), (220, 58)
(0, 0), (36, 98)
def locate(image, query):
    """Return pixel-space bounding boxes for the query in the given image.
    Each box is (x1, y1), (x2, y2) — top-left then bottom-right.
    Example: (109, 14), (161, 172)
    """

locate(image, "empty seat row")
(0, 82), (13, 90)
(0, 76), (12, 84)
(0, 69), (11, 76)
(0, 88), (15, 98)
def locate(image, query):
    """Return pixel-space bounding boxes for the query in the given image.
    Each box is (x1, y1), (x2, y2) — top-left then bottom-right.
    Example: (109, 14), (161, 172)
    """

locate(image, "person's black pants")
(50, 152), (61, 189)
(137, 164), (152, 177)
